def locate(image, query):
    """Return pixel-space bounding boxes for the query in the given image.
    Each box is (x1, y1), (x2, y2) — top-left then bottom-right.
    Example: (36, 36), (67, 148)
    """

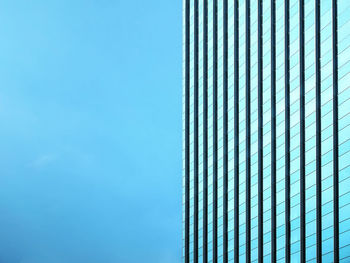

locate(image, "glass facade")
(183, 0), (350, 262)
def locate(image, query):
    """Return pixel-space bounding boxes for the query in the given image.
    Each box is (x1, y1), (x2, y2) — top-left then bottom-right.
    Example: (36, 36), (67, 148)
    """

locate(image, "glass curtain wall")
(183, 0), (350, 262)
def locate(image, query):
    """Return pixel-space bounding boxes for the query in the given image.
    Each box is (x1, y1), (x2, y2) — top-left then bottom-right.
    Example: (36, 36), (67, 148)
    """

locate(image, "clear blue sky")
(0, 1), (182, 262)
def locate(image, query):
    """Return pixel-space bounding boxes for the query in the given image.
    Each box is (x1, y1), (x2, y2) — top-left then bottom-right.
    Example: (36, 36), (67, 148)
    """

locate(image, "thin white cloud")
(30, 154), (58, 168)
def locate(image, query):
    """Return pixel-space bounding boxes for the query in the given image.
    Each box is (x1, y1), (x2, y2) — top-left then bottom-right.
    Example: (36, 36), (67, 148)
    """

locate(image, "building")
(182, 0), (350, 262)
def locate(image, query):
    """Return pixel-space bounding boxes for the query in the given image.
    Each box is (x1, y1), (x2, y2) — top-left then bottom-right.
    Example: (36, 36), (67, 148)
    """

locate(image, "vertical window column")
(320, 1), (334, 262)
(189, 0), (195, 261)
(249, 0), (259, 261)
(262, 0), (272, 260)
(338, 0), (350, 261)
(185, 0), (190, 262)
(275, 1), (287, 261)
(198, 0), (204, 260)
(216, 0), (224, 261)
(238, 0), (247, 261)
(288, 1), (301, 261)
(304, 0), (317, 261)
(206, 1), (214, 261)
(315, 0), (322, 261)
(227, 0), (235, 261)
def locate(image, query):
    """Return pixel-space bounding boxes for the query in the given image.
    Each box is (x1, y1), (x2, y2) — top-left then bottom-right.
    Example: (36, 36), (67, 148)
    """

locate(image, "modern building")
(182, 0), (350, 262)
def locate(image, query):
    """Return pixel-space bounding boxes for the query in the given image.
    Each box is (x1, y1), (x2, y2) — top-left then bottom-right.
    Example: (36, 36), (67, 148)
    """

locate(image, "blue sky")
(0, 1), (182, 262)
